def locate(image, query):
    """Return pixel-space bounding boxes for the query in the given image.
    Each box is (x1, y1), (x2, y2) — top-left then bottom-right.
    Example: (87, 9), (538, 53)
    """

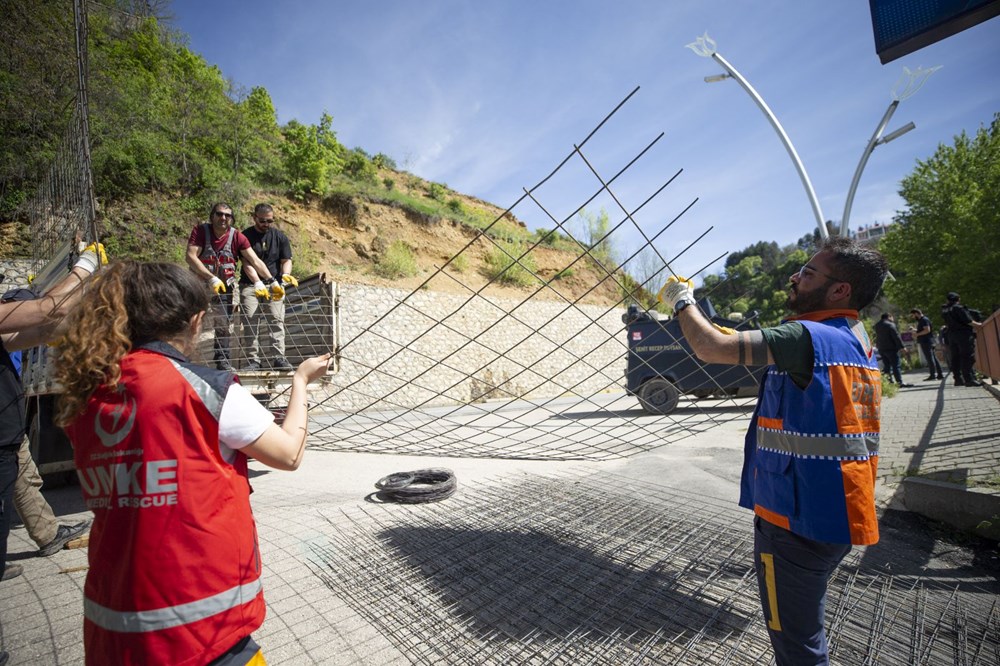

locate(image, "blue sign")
(870, 0), (1000, 64)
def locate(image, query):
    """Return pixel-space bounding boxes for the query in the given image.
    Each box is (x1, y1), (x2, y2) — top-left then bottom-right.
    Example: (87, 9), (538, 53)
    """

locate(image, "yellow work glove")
(281, 273), (299, 288)
(712, 323), (737, 335)
(209, 276), (227, 295)
(657, 275), (696, 313)
(253, 280), (271, 301)
(74, 242), (109, 274)
(269, 280), (286, 301)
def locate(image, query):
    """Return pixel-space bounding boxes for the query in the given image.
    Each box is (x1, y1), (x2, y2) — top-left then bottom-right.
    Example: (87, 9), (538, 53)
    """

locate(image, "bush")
(374, 240), (417, 278)
(427, 182), (447, 201)
(382, 177), (394, 190)
(372, 153), (397, 169)
(446, 197), (463, 214)
(483, 241), (539, 288)
(343, 149), (378, 183)
(449, 253), (468, 272)
(534, 227), (562, 246)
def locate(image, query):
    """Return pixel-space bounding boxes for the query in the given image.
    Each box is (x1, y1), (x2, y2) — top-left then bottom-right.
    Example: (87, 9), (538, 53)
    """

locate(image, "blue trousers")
(880, 348), (903, 384)
(753, 517), (851, 665)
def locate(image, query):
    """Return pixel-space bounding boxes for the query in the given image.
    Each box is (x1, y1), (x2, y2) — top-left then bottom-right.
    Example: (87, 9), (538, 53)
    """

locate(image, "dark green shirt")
(761, 321), (814, 389)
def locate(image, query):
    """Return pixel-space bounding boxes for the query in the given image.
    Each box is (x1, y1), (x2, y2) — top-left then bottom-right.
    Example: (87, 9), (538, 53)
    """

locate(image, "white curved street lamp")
(839, 66), (940, 237)
(687, 32), (829, 240)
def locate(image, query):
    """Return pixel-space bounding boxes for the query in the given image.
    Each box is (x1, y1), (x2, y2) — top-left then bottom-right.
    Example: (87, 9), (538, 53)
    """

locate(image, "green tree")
(880, 114), (1000, 316)
(0, 0), (77, 216)
(576, 207), (616, 267)
(280, 112), (345, 199)
(228, 85), (282, 182)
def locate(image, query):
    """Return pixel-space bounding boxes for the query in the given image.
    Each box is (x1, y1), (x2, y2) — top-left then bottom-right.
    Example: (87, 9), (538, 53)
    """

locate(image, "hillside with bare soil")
(63, 167), (630, 307)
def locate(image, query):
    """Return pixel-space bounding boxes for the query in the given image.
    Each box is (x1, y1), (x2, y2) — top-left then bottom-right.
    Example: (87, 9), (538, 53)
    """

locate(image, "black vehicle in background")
(623, 299), (766, 414)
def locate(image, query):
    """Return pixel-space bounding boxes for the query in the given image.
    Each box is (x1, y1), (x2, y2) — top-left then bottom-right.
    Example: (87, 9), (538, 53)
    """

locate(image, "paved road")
(2, 372), (998, 664)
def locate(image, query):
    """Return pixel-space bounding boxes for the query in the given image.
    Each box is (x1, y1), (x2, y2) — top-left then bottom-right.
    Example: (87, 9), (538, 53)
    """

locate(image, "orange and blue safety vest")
(740, 311), (881, 545)
(66, 341), (265, 666)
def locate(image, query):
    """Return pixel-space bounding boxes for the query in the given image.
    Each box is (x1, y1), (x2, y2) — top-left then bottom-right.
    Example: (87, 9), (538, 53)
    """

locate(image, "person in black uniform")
(874, 313), (912, 387)
(940, 292), (983, 386)
(239, 203), (298, 371)
(910, 308), (944, 380)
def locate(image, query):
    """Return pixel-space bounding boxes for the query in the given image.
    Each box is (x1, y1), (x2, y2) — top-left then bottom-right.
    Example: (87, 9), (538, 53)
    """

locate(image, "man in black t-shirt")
(910, 308), (944, 380)
(239, 204), (297, 371)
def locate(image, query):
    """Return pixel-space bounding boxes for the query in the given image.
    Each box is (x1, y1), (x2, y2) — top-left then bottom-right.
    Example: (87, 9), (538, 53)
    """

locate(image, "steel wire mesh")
(307, 471), (1000, 665)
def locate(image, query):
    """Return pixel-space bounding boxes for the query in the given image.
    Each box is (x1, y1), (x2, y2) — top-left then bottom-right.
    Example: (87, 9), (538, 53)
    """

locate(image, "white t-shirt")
(218, 382), (275, 463)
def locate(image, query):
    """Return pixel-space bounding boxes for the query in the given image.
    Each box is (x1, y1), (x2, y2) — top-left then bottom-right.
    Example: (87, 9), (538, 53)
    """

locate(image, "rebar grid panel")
(307, 472), (1000, 665)
(257, 87), (762, 460)
(18, 0), (97, 283)
(19, 101), (97, 279)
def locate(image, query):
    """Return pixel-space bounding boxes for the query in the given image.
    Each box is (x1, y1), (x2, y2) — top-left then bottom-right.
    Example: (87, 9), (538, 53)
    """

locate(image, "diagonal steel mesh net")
(241, 87), (762, 460)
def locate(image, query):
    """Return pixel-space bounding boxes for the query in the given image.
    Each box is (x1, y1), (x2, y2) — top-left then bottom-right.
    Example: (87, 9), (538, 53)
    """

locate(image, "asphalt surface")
(2, 371), (998, 664)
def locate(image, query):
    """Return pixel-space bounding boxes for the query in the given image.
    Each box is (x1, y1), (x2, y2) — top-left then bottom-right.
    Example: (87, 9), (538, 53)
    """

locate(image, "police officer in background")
(940, 291), (983, 387)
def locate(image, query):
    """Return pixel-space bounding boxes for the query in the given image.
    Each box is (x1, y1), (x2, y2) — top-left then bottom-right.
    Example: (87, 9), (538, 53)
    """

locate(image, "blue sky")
(169, 1), (999, 281)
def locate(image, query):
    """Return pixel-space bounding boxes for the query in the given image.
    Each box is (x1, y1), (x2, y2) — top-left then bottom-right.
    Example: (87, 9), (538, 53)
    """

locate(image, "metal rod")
(710, 52), (828, 240)
(840, 100), (900, 237)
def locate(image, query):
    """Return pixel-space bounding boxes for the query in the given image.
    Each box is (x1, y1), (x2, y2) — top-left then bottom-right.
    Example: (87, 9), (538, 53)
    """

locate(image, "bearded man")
(660, 236), (888, 665)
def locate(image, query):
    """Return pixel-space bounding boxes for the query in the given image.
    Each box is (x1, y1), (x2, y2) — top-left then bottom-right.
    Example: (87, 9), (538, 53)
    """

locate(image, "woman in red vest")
(54, 261), (331, 666)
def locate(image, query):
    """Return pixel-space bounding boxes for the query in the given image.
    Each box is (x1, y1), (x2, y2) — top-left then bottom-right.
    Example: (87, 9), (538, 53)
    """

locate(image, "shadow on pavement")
(378, 525), (754, 640)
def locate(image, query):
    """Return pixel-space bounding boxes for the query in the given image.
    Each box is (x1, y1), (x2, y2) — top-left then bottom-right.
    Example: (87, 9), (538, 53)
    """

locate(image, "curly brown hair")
(54, 261), (210, 426)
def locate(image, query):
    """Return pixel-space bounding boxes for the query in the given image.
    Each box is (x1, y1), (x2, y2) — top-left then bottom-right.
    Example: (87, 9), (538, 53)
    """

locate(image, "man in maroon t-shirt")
(185, 203), (274, 370)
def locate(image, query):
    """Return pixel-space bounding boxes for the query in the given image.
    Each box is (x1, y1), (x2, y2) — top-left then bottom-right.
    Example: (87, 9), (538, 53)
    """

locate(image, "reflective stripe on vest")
(173, 361), (224, 421)
(756, 429), (878, 459)
(84, 578), (262, 633)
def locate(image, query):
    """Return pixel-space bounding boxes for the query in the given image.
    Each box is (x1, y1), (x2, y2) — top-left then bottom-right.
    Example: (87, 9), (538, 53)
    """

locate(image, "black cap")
(946, 292), (960, 302)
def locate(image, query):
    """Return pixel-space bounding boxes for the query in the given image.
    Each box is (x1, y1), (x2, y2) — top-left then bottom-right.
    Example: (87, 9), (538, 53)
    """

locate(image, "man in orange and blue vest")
(661, 236), (888, 665)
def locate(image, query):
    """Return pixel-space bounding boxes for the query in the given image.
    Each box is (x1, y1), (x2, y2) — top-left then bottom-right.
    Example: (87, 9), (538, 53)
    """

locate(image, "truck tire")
(638, 377), (680, 414)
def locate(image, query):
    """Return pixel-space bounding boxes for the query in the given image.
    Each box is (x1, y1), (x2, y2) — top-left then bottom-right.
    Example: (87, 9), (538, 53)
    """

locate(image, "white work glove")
(281, 273), (299, 288)
(658, 275), (696, 313)
(269, 279), (286, 301)
(253, 280), (271, 301)
(209, 276), (227, 295)
(74, 242), (108, 274)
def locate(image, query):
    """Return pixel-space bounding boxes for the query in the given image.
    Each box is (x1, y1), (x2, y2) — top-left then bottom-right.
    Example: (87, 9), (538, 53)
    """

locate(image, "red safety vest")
(199, 223), (239, 285)
(65, 342), (265, 666)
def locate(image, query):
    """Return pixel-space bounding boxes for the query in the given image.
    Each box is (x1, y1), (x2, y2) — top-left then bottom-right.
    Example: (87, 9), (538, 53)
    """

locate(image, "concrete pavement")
(2, 371), (999, 664)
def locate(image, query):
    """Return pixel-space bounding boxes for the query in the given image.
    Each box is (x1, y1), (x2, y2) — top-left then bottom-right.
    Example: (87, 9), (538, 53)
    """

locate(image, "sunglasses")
(257, 218), (274, 224)
(797, 264), (845, 283)
(213, 211), (233, 219)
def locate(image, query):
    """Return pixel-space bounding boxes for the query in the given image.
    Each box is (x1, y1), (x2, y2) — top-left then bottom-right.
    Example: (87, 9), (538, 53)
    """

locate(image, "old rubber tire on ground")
(638, 377), (680, 414)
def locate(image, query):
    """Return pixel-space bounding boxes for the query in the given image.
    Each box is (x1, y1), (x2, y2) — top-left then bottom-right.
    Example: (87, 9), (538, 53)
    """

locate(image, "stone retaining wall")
(329, 283), (628, 411)
(0, 258), (34, 291)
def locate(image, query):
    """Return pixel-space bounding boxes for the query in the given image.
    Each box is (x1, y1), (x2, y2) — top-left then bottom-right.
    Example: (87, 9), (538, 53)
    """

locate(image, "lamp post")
(687, 33), (829, 240)
(839, 66), (939, 237)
